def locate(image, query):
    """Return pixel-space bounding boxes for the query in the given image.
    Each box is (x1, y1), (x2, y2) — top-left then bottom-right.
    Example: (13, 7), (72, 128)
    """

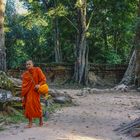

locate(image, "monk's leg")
(39, 117), (43, 126)
(25, 118), (32, 128)
(29, 118), (32, 127)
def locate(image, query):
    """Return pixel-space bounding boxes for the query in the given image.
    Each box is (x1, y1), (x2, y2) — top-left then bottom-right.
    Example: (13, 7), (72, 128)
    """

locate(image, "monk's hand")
(21, 97), (24, 102)
(34, 84), (40, 91)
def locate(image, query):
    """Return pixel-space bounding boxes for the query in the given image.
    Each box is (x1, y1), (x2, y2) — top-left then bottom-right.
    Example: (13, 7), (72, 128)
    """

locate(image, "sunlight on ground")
(68, 134), (105, 140)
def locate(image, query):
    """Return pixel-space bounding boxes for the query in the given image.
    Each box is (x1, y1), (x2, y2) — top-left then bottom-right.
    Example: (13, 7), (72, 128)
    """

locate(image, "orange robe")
(21, 67), (46, 119)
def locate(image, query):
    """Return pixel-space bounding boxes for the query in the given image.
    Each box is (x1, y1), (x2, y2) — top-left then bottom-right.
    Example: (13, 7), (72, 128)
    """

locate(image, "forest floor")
(0, 88), (140, 140)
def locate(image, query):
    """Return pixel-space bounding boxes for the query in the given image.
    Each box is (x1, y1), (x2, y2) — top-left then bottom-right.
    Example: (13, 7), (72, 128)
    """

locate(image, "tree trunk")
(0, 0), (6, 71)
(135, 49), (140, 87)
(134, 0), (140, 87)
(54, 17), (62, 62)
(42, 0), (62, 63)
(102, 24), (108, 63)
(74, 0), (88, 85)
(119, 0), (140, 87)
(53, 0), (62, 62)
(120, 50), (136, 85)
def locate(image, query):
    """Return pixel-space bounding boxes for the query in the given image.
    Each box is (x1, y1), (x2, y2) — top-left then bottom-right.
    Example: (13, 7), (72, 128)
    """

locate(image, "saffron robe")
(21, 67), (46, 118)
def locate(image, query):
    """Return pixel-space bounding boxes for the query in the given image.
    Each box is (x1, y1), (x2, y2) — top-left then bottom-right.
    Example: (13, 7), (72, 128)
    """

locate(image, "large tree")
(119, 0), (140, 87)
(42, 0), (62, 62)
(53, 1), (62, 63)
(134, 0), (140, 87)
(74, 0), (89, 85)
(0, 0), (6, 71)
(47, 0), (91, 84)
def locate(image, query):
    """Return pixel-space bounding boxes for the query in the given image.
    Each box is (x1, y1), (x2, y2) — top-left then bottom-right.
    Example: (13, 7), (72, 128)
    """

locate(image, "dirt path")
(0, 89), (140, 140)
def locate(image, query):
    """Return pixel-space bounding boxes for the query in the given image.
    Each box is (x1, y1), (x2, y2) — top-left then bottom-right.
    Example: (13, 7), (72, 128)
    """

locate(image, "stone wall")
(7, 63), (127, 84)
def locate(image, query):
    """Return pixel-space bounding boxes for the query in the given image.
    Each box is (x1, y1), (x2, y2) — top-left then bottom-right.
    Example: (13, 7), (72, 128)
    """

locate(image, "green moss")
(0, 111), (27, 124)
(0, 71), (15, 92)
(0, 127), (5, 132)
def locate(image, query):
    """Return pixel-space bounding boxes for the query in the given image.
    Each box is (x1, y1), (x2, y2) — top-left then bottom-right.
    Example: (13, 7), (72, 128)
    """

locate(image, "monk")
(21, 60), (46, 128)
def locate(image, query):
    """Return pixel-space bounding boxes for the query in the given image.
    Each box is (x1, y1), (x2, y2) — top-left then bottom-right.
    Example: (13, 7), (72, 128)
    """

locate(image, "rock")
(78, 88), (91, 96)
(88, 71), (111, 86)
(0, 71), (14, 91)
(49, 89), (61, 97)
(48, 89), (73, 104)
(0, 89), (12, 102)
(131, 128), (140, 137)
(88, 72), (97, 86)
(0, 89), (22, 112)
(9, 78), (22, 87)
(76, 92), (84, 96)
(114, 84), (128, 92)
(53, 96), (72, 104)
(79, 87), (120, 95)
(0, 89), (21, 102)
(137, 87), (140, 92)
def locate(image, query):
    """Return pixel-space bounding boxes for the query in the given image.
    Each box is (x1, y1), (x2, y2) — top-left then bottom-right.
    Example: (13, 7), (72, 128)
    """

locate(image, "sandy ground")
(0, 89), (140, 140)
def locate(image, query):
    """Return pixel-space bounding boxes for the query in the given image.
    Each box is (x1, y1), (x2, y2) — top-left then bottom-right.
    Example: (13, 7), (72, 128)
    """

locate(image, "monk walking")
(21, 60), (46, 128)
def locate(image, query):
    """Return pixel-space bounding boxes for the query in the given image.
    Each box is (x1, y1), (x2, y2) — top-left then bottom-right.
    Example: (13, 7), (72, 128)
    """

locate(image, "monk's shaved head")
(26, 60), (34, 70)
(26, 60), (33, 64)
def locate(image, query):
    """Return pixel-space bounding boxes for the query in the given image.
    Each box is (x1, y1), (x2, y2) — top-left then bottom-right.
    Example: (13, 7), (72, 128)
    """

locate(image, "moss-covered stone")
(0, 71), (15, 92)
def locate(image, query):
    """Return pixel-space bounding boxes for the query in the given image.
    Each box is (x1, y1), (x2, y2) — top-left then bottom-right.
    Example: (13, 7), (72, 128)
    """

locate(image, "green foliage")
(75, 0), (83, 8)
(0, 111), (27, 124)
(105, 51), (122, 64)
(6, 112), (27, 123)
(0, 71), (14, 90)
(5, 0), (54, 68)
(5, 0), (138, 68)
(48, 4), (68, 17)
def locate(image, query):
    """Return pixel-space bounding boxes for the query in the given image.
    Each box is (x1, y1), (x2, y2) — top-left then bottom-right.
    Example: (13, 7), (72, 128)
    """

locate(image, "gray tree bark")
(120, 50), (136, 85)
(41, 0), (62, 63)
(134, 0), (140, 87)
(0, 0), (6, 71)
(120, 0), (140, 87)
(74, 0), (88, 85)
(54, 17), (62, 62)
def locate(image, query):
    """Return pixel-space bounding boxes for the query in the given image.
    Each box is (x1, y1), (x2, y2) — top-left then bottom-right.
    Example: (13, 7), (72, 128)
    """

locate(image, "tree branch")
(64, 16), (79, 32)
(86, 10), (94, 31)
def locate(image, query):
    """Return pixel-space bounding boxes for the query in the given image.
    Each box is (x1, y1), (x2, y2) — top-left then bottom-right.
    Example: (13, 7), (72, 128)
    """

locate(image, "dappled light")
(0, 0), (140, 140)
(68, 134), (105, 140)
